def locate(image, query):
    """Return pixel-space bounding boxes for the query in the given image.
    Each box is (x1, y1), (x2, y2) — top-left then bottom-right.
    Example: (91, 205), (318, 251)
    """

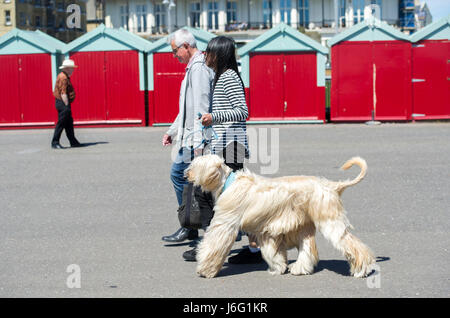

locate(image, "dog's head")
(185, 154), (230, 193)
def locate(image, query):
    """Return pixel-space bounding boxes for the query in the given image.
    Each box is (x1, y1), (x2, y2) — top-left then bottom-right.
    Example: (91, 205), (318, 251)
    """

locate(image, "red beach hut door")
(105, 50), (141, 122)
(249, 53), (284, 119)
(373, 42), (412, 120)
(331, 42), (373, 120)
(412, 40), (450, 119)
(283, 52), (317, 119)
(0, 55), (21, 124)
(69, 51), (107, 122)
(153, 53), (186, 124)
(249, 52), (318, 120)
(19, 54), (54, 124)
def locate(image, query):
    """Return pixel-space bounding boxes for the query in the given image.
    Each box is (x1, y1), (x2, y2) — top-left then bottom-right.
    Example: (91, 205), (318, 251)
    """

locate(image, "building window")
(47, 11), (54, 27)
(35, 15), (41, 27)
(58, 19), (64, 31)
(190, 1), (201, 27)
(298, 0), (309, 27)
(35, 0), (42, 7)
(280, 0), (291, 25)
(371, 0), (382, 6)
(136, 4), (147, 33)
(339, 0), (346, 24)
(154, 3), (166, 30)
(5, 10), (12, 26)
(19, 12), (26, 26)
(227, 0), (237, 23)
(57, 1), (64, 11)
(262, 0), (272, 28)
(207, 0), (218, 30)
(120, 5), (129, 30)
(353, 0), (365, 24)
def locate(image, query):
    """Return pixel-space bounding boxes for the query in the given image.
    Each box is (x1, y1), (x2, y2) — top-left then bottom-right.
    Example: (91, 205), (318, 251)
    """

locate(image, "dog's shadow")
(217, 248), (269, 277)
(315, 256), (390, 277)
(218, 255), (390, 278)
(314, 260), (351, 276)
(219, 263), (269, 277)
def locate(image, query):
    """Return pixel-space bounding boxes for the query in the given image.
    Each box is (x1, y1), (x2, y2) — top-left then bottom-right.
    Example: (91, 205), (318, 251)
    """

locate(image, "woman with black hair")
(196, 36), (263, 265)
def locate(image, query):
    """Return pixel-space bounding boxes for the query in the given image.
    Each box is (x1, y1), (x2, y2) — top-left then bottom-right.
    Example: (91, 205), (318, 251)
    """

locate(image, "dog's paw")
(197, 268), (218, 279)
(267, 265), (287, 275)
(289, 262), (314, 276)
(352, 267), (372, 278)
(351, 261), (376, 278)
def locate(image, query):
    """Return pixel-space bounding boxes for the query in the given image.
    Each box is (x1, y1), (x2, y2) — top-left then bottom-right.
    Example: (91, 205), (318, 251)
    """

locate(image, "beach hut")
(146, 27), (216, 126)
(328, 17), (412, 122)
(410, 15), (450, 120)
(62, 25), (150, 127)
(237, 23), (329, 123)
(0, 29), (64, 129)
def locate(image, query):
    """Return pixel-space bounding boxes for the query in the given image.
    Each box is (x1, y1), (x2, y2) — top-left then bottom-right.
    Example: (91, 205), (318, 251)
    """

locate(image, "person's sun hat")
(59, 59), (78, 69)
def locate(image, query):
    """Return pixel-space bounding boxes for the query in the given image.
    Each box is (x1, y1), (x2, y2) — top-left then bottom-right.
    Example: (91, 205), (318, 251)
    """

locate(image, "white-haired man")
(161, 29), (215, 244)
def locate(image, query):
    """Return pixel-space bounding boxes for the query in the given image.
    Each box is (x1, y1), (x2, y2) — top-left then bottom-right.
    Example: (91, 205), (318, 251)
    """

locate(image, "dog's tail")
(330, 157), (367, 195)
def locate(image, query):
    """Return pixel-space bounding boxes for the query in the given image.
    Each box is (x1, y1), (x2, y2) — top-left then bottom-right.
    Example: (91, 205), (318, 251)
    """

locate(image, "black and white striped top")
(210, 69), (249, 158)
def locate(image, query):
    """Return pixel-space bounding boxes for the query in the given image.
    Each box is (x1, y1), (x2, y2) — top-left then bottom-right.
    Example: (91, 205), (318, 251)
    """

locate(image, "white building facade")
(104, 0), (401, 35)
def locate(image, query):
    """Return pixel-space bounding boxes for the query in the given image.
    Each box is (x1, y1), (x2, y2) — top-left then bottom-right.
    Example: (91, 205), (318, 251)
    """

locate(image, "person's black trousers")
(51, 99), (79, 146)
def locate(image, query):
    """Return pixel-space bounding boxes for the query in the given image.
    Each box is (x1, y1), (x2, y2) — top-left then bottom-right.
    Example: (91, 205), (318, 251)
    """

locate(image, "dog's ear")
(201, 166), (221, 191)
(199, 157), (225, 191)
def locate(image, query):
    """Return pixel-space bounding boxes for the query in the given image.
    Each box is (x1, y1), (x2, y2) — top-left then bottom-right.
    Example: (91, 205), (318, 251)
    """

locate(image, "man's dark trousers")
(52, 99), (78, 146)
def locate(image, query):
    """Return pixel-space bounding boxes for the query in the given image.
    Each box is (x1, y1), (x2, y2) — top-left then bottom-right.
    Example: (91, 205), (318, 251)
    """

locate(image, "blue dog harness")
(222, 171), (236, 193)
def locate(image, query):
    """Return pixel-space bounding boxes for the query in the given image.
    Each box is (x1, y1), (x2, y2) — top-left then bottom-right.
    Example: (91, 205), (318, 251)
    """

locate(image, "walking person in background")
(183, 36), (263, 264)
(51, 59), (82, 149)
(161, 29), (215, 243)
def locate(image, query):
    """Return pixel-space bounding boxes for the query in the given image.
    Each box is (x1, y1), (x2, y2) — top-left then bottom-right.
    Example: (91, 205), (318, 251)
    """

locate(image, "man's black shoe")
(162, 227), (198, 243)
(182, 247), (197, 262)
(51, 143), (64, 149)
(70, 142), (83, 148)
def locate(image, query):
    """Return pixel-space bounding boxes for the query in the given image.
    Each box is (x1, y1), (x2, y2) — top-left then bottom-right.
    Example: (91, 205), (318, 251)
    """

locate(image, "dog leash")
(183, 113), (218, 150)
(197, 112), (218, 147)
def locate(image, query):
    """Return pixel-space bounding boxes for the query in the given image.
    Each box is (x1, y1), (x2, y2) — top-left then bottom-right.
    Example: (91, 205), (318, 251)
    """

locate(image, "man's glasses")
(172, 44), (184, 55)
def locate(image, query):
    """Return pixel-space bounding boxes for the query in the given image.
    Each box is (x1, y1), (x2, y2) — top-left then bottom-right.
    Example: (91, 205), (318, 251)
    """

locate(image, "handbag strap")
(184, 183), (194, 227)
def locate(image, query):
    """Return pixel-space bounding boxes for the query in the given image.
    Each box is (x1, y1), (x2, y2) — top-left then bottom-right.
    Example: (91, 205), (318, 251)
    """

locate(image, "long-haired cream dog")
(186, 154), (375, 278)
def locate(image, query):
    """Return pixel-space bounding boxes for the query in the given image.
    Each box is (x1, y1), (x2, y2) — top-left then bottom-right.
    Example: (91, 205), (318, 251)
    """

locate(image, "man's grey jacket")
(166, 52), (214, 150)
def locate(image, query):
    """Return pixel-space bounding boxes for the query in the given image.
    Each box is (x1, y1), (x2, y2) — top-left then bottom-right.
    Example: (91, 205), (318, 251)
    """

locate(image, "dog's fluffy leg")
(196, 206), (241, 278)
(318, 218), (375, 278)
(258, 234), (288, 275)
(289, 224), (319, 276)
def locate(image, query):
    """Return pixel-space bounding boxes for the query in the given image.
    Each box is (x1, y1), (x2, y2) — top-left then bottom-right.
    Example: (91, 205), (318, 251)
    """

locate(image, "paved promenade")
(0, 123), (448, 297)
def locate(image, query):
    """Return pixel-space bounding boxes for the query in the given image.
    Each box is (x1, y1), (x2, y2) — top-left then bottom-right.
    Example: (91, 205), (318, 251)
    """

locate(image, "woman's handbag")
(177, 182), (202, 230)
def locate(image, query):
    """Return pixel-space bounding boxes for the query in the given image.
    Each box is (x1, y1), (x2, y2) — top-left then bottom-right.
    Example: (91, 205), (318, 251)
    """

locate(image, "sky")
(423, 0), (450, 21)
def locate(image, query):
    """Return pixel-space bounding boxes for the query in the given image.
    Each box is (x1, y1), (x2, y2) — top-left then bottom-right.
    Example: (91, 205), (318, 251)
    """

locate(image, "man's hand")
(201, 113), (213, 126)
(162, 134), (172, 146)
(194, 148), (203, 157)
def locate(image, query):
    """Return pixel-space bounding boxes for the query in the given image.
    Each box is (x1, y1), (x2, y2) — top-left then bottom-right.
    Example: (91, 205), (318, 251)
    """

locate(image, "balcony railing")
(399, 0), (415, 10)
(142, 17), (404, 36)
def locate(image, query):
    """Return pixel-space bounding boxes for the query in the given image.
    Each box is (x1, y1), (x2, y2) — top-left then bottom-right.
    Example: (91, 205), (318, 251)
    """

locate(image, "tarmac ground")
(0, 122), (449, 298)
